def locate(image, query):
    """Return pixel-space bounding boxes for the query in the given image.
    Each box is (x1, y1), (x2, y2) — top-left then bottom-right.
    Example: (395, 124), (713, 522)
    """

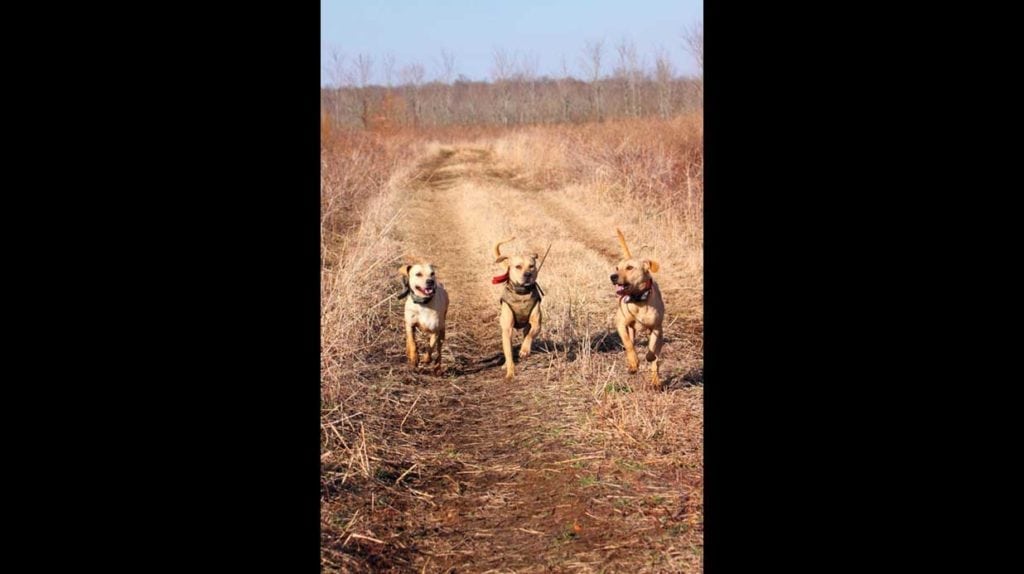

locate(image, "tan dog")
(398, 262), (449, 374)
(492, 237), (543, 379)
(610, 229), (665, 389)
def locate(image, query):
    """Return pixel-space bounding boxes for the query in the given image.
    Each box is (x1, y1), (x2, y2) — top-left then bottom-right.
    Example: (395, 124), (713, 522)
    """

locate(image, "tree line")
(322, 32), (703, 130)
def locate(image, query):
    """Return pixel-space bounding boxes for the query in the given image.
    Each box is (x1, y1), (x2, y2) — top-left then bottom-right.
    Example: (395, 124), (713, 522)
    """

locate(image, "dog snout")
(425, 279), (436, 287)
(610, 273), (619, 283)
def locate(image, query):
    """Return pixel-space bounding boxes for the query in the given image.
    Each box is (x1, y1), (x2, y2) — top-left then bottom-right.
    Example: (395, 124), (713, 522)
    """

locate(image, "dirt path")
(324, 146), (703, 573)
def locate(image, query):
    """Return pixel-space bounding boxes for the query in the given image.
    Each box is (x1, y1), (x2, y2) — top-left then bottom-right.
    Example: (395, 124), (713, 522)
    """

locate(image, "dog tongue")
(491, 272), (509, 284)
(615, 284), (626, 295)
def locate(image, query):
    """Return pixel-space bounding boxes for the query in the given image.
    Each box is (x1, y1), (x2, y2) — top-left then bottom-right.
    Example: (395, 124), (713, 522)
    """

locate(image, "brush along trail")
(321, 145), (703, 573)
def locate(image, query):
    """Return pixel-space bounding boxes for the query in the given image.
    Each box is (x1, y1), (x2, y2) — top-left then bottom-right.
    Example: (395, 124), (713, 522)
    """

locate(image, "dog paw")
(650, 368), (662, 389)
(518, 349), (531, 361)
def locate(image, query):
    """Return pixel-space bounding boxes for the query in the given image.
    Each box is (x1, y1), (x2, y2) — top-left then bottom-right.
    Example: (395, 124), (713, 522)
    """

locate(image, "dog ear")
(643, 260), (660, 273)
(495, 255), (509, 265)
(398, 264), (411, 276)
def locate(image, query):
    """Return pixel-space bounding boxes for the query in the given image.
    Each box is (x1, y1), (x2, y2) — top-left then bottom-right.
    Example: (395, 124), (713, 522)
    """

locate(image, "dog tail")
(615, 228), (633, 259)
(494, 236), (516, 261)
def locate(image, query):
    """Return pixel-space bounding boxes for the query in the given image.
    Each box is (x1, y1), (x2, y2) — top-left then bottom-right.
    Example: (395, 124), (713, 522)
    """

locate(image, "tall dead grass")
(320, 128), (417, 481)
(320, 127), (420, 571)
(492, 114), (703, 232)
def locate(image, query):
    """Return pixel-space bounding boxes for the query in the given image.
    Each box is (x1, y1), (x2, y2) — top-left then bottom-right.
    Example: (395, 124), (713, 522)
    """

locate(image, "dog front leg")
(429, 329), (444, 374)
(500, 306), (516, 379)
(647, 327), (664, 389)
(616, 317), (639, 373)
(406, 322), (419, 367)
(519, 307), (541, 361)
(423, 335), (433, 365)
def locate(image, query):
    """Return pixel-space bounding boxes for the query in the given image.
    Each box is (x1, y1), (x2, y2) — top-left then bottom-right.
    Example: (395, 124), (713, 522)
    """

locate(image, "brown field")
(321, 114), (703, 572)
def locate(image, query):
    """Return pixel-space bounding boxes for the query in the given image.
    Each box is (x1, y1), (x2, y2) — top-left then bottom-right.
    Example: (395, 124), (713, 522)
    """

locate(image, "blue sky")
(321, 0), (702, 86)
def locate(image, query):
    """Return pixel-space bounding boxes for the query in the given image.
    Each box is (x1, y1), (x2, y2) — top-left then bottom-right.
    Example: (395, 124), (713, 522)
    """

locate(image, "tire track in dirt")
(393, 148), (627, 572)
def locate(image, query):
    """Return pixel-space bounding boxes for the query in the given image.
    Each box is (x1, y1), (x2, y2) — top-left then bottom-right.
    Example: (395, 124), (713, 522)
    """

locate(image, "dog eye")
(516, 265), (523, 270)
(626, 266), (634, 271)
(416, 273), (423, 277)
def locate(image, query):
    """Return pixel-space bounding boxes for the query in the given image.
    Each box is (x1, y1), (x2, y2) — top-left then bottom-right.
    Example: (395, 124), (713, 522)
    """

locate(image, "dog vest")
(500, 281), (542, 329)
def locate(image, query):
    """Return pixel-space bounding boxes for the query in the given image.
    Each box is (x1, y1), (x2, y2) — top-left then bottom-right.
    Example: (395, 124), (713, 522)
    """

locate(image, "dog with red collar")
(492, 237), (544, 380)
(610, 228), (666, 389)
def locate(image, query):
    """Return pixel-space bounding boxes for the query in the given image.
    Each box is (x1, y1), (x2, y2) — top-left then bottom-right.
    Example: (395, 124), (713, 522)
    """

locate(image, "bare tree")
(518, 52), (540, 124)
(580, 39), (605, 120)
(352, 53), (375, 128)
(615, 38), (643, 117)
(401, 63), (425, 125)
(653, 46), (676, 118)
(322, 49), (349, 126)
(438, 48), (457, 84)
(555, 56), (574, 122)
(491, 48), (515, 83)
(491, 48), (516, 125)
(383, 52), (396, 89)
(683, 19), (703, 108)
(354, 53), (374, 87)
(437, 48), (458, 122)
(324, 49), (346, 88)
(683, 20), (703, 76)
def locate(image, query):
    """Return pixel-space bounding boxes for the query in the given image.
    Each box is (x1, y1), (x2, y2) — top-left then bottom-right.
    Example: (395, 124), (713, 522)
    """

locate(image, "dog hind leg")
(647, 328), (664, 389)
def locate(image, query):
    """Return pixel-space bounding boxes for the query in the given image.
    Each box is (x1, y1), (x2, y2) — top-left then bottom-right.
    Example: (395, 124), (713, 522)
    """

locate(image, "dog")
(610, 229), (665, 389)
(492, 237), (543, 379)
(398, 262), (449, 374)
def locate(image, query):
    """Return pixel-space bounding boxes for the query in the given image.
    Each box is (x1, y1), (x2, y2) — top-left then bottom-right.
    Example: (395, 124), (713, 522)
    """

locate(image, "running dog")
(492, 237), (543, 379)
(610, 229), (665, 389)
(398, 262), (449, 374)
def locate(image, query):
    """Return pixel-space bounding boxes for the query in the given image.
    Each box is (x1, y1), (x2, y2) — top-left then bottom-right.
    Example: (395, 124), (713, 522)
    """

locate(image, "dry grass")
(321, 114), (703, 572)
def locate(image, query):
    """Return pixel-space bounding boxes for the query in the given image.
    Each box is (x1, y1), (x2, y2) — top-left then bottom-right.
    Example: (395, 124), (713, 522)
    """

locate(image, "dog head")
(610, 227), (658, 296)
(610, 257), (658, 296)
(493, 237), (537, 287)
(399, 263), (438, 298)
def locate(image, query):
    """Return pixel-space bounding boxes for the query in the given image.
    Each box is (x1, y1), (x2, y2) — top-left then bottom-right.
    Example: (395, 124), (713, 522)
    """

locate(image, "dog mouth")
(614, 283), (629, 295)
(415, 285), (435, 296)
